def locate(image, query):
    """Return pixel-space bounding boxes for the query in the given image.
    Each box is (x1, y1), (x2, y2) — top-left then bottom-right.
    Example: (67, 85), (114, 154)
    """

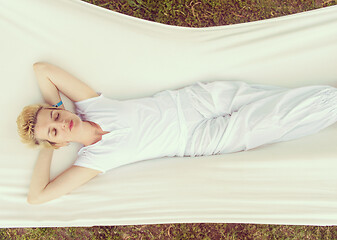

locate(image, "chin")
(73, 116), (82, 128)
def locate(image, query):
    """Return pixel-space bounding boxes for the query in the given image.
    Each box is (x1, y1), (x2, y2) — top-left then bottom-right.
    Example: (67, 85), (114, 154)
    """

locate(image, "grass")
(1, 223), (337, 239)
(81, 0), (337, 28)
(2, 0), (337, 239)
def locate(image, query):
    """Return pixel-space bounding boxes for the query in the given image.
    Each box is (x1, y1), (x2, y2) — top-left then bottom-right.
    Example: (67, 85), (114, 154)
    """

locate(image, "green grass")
(3, 0), (337, 239)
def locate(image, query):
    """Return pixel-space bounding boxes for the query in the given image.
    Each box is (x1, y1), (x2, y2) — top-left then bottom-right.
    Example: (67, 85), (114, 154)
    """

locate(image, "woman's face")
(34, 108), (82, 146)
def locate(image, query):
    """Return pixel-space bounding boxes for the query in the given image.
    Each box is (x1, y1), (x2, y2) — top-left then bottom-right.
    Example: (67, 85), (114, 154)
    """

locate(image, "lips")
(69, 120), (73, 131)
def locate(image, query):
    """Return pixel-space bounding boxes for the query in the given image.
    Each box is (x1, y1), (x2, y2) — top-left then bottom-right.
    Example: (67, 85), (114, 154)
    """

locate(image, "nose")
(61, 120), (67, 130)
(55, 120), (67, 130)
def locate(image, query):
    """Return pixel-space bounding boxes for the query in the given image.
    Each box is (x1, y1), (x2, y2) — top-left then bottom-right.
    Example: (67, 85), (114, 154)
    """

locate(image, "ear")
(53, 142), (69, 148)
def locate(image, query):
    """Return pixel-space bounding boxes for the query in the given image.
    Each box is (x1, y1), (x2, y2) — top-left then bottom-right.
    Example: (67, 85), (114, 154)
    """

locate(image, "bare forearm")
(33, 62), (64, 109)
(27, 148), (53, 204)
(33, 62), (98, 103)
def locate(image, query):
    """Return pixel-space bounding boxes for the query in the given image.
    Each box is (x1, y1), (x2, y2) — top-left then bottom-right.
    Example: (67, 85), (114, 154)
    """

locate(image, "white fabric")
(182, 81), (337, 156)
(1, 0), (337, 227)
(74, 82), (337, 177)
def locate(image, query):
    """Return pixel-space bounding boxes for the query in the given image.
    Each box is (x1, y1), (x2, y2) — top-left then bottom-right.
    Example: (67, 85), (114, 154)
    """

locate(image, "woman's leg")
(222, 85), (337, 153)
(182, 81), (337, 156)
(183, 80), (289, 118)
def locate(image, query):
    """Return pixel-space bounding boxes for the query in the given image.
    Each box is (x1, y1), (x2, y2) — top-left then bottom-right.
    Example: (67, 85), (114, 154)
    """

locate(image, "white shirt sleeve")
(73, 153), (106, 176)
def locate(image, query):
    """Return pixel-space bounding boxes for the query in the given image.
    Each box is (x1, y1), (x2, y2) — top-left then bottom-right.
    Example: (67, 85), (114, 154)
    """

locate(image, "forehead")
(34, 108), (53, 140)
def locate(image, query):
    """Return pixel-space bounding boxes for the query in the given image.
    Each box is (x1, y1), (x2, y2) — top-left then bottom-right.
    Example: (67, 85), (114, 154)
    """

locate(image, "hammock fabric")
(1, 0), (337, 227)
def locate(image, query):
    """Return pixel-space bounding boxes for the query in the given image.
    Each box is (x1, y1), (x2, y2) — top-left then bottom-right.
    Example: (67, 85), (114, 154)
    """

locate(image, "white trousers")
(178, 81), (337, 157)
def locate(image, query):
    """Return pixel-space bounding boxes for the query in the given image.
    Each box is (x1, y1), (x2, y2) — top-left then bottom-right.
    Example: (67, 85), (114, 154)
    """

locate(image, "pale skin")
(27, 62), (109, 205)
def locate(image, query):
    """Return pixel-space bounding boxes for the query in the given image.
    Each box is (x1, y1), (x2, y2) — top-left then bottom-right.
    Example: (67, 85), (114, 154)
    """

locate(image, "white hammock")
(1, 0), (337, 227)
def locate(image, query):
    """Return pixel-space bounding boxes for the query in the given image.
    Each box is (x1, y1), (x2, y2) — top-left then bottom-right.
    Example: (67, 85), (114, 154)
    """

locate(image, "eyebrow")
(48, 110), (53, 138)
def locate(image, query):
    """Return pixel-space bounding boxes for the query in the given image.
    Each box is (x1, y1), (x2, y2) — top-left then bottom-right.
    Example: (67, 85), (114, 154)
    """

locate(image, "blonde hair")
(16, 104), (60, 149)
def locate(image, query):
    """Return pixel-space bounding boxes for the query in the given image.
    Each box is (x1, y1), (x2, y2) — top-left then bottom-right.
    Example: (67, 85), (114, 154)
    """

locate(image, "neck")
(77, 121), (106, 146)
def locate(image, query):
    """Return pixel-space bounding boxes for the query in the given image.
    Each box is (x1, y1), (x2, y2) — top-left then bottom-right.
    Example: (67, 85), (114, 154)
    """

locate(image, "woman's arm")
(27, 148), (101, 204)
(33, 62), (98, 105)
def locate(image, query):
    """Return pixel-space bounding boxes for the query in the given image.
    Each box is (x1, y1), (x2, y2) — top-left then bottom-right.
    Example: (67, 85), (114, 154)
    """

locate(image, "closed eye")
(53, 112), (59, 137)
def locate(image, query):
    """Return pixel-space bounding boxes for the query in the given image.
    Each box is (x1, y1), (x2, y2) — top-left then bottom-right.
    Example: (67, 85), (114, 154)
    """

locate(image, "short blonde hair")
(16, 104), (60, 149)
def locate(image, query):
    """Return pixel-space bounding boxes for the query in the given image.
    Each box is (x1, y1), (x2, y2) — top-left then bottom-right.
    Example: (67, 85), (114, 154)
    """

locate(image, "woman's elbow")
(27, 196), (41, 205)
(33, 62), (49, 71)
(27, 194), (46, 205)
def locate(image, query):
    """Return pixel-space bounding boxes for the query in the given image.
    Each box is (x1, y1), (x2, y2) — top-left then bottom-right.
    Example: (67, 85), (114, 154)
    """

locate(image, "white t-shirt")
(73, 91), (188, 175)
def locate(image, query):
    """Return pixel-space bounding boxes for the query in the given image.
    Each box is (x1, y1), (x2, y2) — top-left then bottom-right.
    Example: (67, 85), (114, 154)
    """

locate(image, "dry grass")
(82, 0), (337, 27)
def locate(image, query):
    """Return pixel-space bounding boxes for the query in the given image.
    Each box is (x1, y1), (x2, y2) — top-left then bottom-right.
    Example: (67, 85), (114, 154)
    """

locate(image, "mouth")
(69, 120), (73, 131)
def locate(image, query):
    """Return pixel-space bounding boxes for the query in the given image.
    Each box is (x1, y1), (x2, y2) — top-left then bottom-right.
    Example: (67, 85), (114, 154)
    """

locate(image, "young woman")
(17, 62), (337, 205)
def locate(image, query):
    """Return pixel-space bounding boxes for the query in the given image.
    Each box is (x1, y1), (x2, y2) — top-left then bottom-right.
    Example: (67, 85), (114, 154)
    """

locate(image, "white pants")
(178, 81), (337, 157)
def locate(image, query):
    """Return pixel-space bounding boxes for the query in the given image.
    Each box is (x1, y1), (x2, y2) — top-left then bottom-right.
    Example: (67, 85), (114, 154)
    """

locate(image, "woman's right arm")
(33, 62), (99, 105)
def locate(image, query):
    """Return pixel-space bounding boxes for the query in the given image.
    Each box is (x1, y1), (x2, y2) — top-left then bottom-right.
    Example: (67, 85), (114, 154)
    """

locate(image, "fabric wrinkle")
(179, 81), (337, 157)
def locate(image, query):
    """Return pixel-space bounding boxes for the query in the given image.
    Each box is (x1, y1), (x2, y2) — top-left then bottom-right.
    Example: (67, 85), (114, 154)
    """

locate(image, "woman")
(17, 62), (337, 205)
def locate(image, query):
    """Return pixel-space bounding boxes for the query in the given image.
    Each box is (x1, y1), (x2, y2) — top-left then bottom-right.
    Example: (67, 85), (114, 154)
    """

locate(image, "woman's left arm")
(27, 148), (101, 204)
